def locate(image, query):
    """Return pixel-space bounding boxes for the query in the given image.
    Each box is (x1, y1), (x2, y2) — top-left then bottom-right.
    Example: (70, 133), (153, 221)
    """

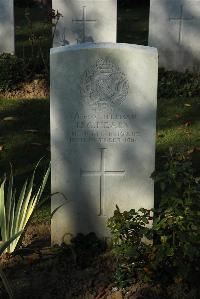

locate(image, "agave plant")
(0, 161), (50, 253)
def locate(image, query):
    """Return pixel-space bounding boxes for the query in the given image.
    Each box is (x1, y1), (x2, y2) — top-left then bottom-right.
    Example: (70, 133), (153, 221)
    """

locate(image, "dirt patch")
(22, 222), (50, 247)
(0, 79), (49, 100)
(0, 224), (116, 299)
(0, 224), (199, 299)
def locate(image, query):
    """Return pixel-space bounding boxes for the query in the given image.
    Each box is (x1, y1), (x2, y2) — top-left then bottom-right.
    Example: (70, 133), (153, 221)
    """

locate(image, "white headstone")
(51, 43), (158, 244)
(149, 0), (200, 71)
(52, 0), (117, 46)
(0, 0), (15, 53)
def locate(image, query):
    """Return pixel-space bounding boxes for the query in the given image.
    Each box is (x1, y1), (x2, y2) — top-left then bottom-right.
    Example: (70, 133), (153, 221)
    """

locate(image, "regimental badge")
(80, 58), (129, 110)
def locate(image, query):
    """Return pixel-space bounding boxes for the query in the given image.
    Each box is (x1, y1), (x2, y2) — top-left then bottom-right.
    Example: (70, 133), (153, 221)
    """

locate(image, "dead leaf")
(187, 149), (195, 155)
(157, 133), (165, 138)
(25, 129), (39, 133)
(0, 145), (3, 151)
(191, 147), (200, 153)
(184, 103), (192, 107)
(25, 253), (40, 265)
(3, 116), (18, 121)
(184, 121), (192, 127)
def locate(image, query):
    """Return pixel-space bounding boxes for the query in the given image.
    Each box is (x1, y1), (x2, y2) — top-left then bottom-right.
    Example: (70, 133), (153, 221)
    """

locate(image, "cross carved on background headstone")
(72, 6), (96, 43)
(169, 5), (194, 45)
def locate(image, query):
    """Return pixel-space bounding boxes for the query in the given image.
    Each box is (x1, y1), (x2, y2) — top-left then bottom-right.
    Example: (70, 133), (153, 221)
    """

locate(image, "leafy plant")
(107, 207), (153, 287)
(158, 69), (200, 99)
(0, 53), (25, 92)
(0, 161), (50, 253)
(108, 149), (200, 287)
(151, 149), (200, 284)
(0, 231), (23, 255)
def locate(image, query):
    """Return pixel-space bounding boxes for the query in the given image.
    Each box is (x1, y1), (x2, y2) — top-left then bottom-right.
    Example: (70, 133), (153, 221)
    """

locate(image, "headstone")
(51, 43), (158, 244)
(0, 0), (15, 53)
(149, 0), (200, 71)
(52, 0), (117, 46)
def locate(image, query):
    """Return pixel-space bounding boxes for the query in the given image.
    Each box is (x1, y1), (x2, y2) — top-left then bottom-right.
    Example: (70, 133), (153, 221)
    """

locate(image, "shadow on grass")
(157, 97), (200, 130)
(0, 99), (50, 197)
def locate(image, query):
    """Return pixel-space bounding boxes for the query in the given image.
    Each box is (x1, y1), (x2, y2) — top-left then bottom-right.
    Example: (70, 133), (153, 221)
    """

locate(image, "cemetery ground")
(0, 2), (200, 299)
(0, 71), (200, 299)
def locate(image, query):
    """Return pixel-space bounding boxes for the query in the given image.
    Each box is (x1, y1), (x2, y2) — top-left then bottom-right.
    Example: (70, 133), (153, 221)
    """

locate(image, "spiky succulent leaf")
(0, 161), (50, 253)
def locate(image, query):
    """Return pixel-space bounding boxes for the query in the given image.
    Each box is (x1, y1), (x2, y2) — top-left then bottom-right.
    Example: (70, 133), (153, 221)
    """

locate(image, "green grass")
(0, 99), (49, 172)
(157, 97), (200, 153)
(0, 100), (199, 225)
(31, 203), (51, 223)
(0, 95), (199, 176)
(0, 98), (50, 222)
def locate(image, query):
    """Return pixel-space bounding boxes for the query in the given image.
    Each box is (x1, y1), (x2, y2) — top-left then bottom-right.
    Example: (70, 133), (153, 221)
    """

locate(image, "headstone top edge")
(50, 43), (158, 56)
(151, 0), (200, 2)
(70, 0), (117, 1)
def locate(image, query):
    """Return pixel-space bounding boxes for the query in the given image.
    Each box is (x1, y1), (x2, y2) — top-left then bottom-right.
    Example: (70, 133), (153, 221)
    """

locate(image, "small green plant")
(0, 53), (25, 92)
(108, 149), (200, 288)
(107, 207), (153, 287)
(0, 161), (50, 253)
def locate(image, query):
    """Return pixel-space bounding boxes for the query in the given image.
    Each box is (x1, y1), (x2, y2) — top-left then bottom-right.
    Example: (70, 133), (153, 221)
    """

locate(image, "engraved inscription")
(65, 111), (140, 144)
(80, 148), (125, 216)
(64, 58), (139, 144)
(80, 58), (129, 109)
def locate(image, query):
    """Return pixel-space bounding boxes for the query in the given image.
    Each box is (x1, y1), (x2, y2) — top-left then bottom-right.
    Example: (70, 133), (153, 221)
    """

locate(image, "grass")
(157, 97), (200, 153)
(0, 93), (199, 225)
(0, 98), (50, 222)
(0, 91), (199, 175)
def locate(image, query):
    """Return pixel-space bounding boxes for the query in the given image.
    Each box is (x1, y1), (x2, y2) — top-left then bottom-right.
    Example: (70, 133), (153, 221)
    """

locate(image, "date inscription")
(66, 111), (140, 144)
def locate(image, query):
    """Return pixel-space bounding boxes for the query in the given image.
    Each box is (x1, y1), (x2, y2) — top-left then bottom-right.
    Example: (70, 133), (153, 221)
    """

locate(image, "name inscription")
(66, 112), (140, 144)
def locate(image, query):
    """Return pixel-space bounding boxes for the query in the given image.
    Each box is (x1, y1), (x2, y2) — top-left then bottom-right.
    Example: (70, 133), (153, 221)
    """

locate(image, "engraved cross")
(72, 6), (96, 43)
(169, 5), (194, 45)
(80, 148), (125, 216)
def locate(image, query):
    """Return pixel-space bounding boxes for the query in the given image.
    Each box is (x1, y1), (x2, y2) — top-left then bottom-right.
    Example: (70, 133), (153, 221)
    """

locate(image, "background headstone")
(52, 0), (117, 46)
(149, 0), (200, 71)
(51, 43), (158, 244)
(0, 0), (15, 53)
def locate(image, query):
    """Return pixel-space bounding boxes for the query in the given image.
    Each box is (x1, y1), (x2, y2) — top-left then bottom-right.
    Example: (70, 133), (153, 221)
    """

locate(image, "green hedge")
(0, 53), (25, 92)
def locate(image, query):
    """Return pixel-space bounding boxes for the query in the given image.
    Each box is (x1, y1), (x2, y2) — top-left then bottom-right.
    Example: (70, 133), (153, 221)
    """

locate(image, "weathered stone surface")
(149, 0), (200, 71)
(52, 0), (117, 46)
(50, 43), (158, 244)
(0, 0), (14, 53)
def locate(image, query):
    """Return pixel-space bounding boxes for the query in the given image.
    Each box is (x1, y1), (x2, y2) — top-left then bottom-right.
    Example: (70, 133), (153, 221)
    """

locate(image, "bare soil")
(0, 222), (157, 299)
(1, 222), (197, 299)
